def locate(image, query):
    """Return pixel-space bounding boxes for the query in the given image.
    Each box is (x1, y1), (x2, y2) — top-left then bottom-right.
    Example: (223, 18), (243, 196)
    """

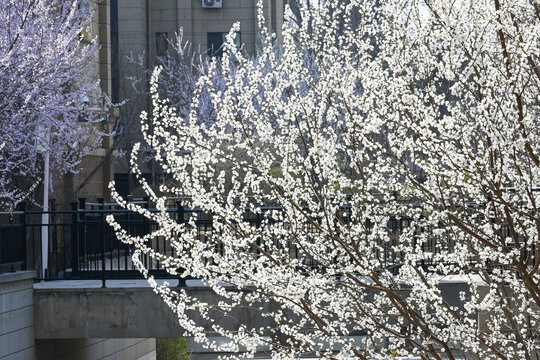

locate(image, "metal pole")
(78, 198), (86, 273)
(177, 201), (185, 287)
(98, 198), (106, 288)
(71, 202), (79, 278)
(0, 217), (2, 273)
(41, 132), (50, 279)
(21, 203), (28, 271)
(9, 214), (14, 272)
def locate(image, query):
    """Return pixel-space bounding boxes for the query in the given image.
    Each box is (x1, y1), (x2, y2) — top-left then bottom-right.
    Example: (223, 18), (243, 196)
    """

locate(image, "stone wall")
(0, 271), (157, 360)
(0, 271), (36, 360)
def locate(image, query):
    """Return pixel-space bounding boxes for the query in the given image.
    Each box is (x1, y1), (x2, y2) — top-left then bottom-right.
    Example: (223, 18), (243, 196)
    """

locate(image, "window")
(156, 32), (168, 58)
(207, 32), (241, 58)
(79, 0), (92, 43)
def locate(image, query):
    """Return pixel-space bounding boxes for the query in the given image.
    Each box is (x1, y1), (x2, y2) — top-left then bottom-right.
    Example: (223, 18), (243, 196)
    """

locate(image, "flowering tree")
(0, 0), (100, 209)
(113, 30), (226, 186)
(110, 0), (540, 358)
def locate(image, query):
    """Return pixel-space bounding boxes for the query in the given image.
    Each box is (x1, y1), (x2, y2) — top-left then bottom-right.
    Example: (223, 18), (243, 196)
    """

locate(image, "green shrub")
(156, 338), (191, 360)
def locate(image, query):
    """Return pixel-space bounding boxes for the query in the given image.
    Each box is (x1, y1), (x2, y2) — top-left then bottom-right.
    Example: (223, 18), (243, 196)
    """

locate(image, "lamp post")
(37, 129), (50, 279)
(36, 91), (111, 279)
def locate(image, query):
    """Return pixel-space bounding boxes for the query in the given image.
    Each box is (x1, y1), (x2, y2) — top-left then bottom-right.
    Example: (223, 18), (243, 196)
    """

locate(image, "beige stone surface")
(0, 272), (36, 360)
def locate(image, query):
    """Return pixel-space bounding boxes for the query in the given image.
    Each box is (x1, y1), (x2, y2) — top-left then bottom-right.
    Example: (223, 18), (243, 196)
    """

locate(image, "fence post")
(9, 213), (14, 272)
(177, 201), (186, 287)
(21, 203), (27, 271)
(98, 198), (106, 288)
(50, 199), (57, 278)
(177, 200), (184, 224)
(143, 196), (149, 209)
(256, 211), (262, 258)
(0, 214), (6, 272)
(71, 202), (79, 278)
(142, 196), (149, 270)
(0, 213), (3, 273)
(78, 198), (86, 278)
(78, 198), (86, 211)
(421, 229), (426, 270)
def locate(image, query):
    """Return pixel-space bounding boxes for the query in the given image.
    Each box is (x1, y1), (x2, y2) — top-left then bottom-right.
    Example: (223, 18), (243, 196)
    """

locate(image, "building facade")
(114, 0), (284, 67)
(52, 0), (117, 206)
(111, 0), (286, 196)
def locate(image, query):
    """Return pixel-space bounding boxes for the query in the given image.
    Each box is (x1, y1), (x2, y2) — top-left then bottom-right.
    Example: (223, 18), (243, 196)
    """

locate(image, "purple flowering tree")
(0, 0), (101, 210)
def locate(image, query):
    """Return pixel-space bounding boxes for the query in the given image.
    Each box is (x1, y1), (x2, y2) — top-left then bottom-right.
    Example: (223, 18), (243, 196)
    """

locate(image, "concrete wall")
(33, 280), (473, 341)
(0, 272), (157, 360)
(34, 284), (277, 339)
(0, 271), (36, 360)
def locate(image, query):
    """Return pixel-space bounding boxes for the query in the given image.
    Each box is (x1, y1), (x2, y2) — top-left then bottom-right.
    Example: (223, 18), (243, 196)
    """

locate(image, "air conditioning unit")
(202, 0), (222, 8)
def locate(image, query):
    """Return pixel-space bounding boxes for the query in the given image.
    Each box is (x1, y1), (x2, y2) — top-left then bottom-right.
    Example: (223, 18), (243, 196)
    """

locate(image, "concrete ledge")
(34, 284), (276, 339)
(0, 271), (35, 284)
(34, 287), (181, 339)
(33, 279), (471, 340)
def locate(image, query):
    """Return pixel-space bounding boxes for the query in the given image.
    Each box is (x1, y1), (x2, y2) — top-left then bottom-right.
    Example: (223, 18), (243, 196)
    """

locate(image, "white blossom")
(110, 0), (540, 358)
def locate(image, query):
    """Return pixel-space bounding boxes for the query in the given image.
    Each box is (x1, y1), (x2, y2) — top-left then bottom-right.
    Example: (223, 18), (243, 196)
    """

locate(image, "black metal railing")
(0, 198), (185, 285)
(0, 209), (27, 273)
(72, 199), (187, 285)
(0, 198), (489, 285)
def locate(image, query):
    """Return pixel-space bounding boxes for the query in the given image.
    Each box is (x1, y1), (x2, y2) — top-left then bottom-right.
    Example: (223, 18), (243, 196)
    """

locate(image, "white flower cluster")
(109, 0), (540, 358)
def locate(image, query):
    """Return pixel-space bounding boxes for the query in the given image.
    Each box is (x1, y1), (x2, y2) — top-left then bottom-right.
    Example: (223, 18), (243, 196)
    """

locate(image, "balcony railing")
(0, 198), (485, 286)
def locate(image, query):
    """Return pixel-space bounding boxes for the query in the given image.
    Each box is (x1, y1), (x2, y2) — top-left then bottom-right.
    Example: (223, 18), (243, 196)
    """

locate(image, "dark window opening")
(156, 32), (168, 58)
(207, 32), (241, 58)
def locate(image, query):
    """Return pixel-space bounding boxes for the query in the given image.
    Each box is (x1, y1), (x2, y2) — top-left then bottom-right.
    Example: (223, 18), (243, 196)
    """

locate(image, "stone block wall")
(0, 271), (157, 360)
(0, 271), (36, 360)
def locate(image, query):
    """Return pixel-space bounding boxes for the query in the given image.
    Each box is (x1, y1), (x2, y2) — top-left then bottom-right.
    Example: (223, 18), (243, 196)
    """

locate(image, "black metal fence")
(0, 198), (478, 285)
(0, 198), (180, 283)
(0, 210), (27, 273)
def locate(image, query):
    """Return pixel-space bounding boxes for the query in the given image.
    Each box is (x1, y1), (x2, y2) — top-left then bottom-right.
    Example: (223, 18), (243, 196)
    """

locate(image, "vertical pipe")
(145, 0), (155, 185)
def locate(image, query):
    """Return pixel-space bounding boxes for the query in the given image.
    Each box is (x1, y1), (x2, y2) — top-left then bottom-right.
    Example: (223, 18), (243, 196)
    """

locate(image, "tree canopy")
(110, 0), (540, 358)
(0, 0), (101, 209)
